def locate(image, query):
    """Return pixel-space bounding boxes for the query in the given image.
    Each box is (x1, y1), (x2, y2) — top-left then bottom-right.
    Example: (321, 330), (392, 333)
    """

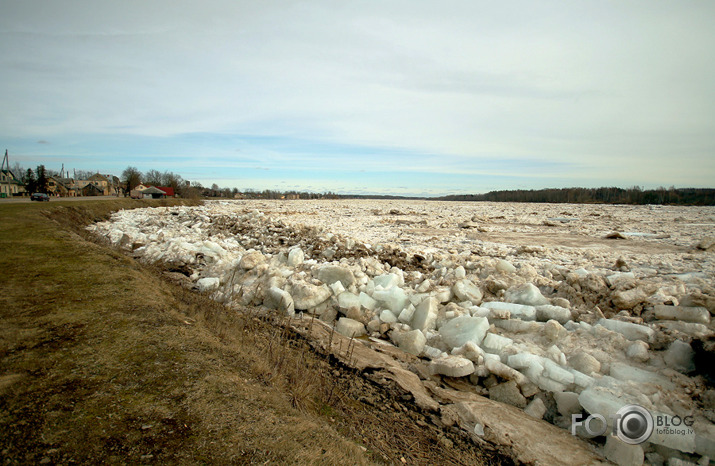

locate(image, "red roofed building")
(156, 186), (175, 197)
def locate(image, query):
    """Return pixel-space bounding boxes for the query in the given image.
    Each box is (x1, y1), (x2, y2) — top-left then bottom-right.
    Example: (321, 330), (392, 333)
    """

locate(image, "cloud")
(1, 1), (713, 193)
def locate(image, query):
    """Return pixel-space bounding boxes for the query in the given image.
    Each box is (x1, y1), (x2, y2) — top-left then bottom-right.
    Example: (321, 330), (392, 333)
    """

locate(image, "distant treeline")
(434, 187), (715, 205)
(238, 190), (424, 200)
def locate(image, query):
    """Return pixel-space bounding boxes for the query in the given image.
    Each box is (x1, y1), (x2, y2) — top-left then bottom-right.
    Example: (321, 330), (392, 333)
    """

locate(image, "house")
(47, 176), (78, 197)
(87, 173), (112, 195)
(156, 186), (175, 197)
(138, 186), (169, 199)
(81, 182), (104, 196)
(0, 150), (26, 198)
(130, 184), (149, 199)
(0, 168), (24, 198)
(130, 185), (170, 199)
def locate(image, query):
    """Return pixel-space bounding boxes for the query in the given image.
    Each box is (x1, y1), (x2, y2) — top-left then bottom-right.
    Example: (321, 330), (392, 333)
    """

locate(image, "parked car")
(31, 193), (50, 202)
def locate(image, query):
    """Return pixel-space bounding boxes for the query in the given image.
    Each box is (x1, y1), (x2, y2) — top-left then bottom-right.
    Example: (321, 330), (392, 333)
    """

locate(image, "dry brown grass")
(0, 199), (505, 465)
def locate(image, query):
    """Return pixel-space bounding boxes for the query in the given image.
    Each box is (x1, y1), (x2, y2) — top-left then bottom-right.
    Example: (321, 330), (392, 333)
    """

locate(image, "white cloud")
(1, 1), (714, 191)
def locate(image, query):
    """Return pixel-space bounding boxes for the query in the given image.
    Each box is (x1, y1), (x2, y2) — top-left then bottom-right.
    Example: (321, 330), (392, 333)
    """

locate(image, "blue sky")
(1, 1), (714, 196)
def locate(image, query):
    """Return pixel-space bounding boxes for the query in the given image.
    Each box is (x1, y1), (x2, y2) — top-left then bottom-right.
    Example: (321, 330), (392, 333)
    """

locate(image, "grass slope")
(0, 199), (501, 465)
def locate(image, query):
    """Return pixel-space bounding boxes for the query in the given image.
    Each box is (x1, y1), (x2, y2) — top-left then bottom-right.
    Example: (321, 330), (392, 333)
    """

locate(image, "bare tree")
(74, 170), (95, 180)
(10, 162), (24, 179)
(162, 171), (183, 190)
(122, 166), (142, 194)
(144, 169), (163, 186)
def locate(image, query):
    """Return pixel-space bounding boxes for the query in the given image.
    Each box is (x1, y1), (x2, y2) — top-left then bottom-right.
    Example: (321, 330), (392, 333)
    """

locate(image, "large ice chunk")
(504, 283), (549, 306)
(496, 259), (516, 273)
(535, 305), (571, 324)
(358, 292), (377, 311)
(654, 305), (710, 324)
(318, 265), (355, 288)
(542, 359), (575, 385)
(398, 329), (426, 356)
(373, 286), (409, 314)
(452, 279), (483, 305)
(412, 297), (439, 331)
(264, 286), (295, 317)
(485, 358), (528, 385)
(481, 333), (513, 355)
(663, 339), (696, 373)
(291, 281), (332, 310)
(609, 362), (675, 389)
(625, 341), (650, 363)
(373, 273), (400, 289)
(604, 435), (644, 466)
(329, 281), (346, 296)
(606, 271), (635, 287)
(565, 367), (595, 389)
(398, 304), (415, 324)
(507, 352), (544, 370)
(524, 398), (547, 419)
(336, 317), (366, 338)
(578, 387), (627, 424)
(568, 351), (601, 375)
(423, 345), (446, 360)
(429, 356), (475, 377)
(535, 376), (568, 393)
(596, 318), (654, 341)
(451, 341), (485, 363)
(287, 248), (304, 267)
(440, 315), (490, 349)
(432, 286), (452, 303)
(481, 302), (536, 321)
(337, 291), (361, 310)
(197, 277), (220, 292)
(493, 319), (542, 333)
(658, 321), (710, 339)
(554, 391), (582, 417)
(380, 309), (398, 324)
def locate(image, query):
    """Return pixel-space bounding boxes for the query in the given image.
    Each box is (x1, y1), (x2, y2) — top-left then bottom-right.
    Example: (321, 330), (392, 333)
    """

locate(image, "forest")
(434, 187), (715, 205)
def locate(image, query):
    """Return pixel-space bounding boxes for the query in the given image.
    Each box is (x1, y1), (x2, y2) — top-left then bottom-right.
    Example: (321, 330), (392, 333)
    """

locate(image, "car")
(31, 193), (50, 202)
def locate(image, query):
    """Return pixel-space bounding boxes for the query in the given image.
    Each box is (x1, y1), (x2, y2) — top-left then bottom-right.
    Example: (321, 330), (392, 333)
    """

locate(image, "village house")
(81, 182), (105, 196)
(0, 150), (26, 198)
(138, 186), (168, 199)
(156, 186), (175, 197)
(84, 173), (121, 196)
(0, 168), (24, 198)
(130, 185), (176, 199)
(130, 184), (149, 199)
(47, 176), (79, 197)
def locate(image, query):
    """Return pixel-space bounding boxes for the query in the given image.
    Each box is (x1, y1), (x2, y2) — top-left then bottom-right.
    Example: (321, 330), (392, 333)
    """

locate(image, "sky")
(1, 1), (714, 197)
